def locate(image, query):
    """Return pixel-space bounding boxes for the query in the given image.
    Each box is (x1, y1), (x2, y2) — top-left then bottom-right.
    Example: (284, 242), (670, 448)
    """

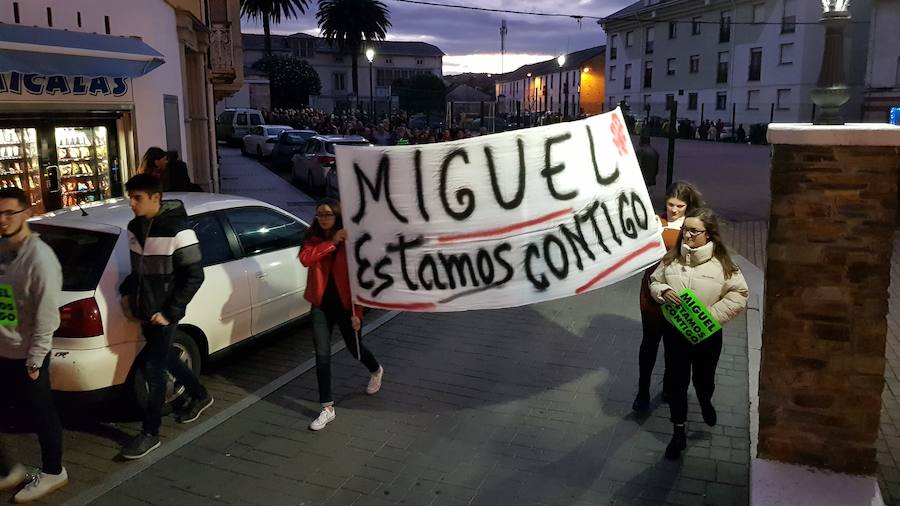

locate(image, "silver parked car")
(291, 135), (370, 192)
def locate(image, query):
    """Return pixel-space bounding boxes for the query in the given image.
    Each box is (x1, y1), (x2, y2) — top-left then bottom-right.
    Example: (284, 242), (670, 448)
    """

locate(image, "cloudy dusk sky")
(241, 0), (634, 75)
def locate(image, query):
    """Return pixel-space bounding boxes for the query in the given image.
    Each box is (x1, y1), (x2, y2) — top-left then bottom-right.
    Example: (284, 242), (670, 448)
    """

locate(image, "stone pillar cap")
(767, 123), (900, 146)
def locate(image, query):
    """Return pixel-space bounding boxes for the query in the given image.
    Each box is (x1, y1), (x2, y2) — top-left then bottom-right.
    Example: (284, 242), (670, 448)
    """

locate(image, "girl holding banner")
(634, 182), (705, 413)
(300, 199), (384, 431)
(649, 207), (748, 460)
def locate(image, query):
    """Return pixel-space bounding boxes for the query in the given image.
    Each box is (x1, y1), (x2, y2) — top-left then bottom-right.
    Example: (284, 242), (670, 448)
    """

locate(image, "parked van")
(216, 108), (265, 145)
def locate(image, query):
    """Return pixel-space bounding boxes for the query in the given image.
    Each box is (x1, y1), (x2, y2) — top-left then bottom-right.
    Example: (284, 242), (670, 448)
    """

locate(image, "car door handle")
(256, 272), (267, 279)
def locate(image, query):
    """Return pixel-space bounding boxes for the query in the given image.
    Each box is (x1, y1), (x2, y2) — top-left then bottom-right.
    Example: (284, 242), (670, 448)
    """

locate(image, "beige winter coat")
(649, 241), (749, 325)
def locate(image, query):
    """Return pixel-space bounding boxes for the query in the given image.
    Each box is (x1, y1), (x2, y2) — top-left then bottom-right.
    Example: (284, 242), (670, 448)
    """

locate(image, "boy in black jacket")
(119, 174), (211, 460)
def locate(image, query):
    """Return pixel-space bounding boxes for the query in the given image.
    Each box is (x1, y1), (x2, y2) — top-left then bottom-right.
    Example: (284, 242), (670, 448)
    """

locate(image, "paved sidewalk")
(219, 147), (317, 223)
(87, 274), (751, 506)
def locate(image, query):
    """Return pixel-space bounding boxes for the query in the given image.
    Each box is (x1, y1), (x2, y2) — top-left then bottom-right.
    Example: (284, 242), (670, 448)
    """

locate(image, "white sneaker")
(14, 468), (68, 503)
(367, 366), (384, 395)
(0, 463), (26, 492)
(309, 408), (336, 431)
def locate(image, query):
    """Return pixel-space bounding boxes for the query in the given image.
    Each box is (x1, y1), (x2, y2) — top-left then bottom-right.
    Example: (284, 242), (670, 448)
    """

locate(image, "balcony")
(210, 22), (237, 85)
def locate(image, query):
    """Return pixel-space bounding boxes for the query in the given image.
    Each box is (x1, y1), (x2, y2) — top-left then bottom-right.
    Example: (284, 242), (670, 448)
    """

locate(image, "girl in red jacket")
(300, 199), (383, 431)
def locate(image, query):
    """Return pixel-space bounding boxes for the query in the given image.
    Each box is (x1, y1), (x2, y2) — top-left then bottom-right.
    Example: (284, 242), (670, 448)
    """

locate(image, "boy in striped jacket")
(118, 174), (211, 460)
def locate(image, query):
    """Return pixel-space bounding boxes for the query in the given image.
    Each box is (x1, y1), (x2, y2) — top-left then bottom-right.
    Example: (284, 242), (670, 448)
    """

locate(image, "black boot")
(632, 392), (650, 413)
(665, 424), (686, 460)
(700, 402), (717, 427)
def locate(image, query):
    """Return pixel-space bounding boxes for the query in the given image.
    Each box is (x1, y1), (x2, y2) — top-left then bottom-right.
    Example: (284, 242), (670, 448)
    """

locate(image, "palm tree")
(317, 0), (391, 109)
(240, 0), (310, 56)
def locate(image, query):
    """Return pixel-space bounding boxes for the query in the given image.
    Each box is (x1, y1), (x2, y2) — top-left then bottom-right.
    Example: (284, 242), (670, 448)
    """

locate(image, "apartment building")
(600, 0), (874, 125)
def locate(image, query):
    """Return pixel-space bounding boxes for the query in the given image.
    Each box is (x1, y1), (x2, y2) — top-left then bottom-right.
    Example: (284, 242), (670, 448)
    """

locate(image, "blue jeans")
(141, 323), (207, 435)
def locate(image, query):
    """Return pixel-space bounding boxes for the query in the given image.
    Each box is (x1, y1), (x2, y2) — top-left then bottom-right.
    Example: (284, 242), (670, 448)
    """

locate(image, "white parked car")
(30, 193), (311, 407)
(242, 125), (292, 158)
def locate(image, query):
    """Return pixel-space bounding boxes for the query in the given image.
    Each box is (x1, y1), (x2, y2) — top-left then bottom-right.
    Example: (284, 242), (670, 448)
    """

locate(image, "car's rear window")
(325, 141), (369, 154)
(30, 224), (118, 291)
(285, 132), (315, 144)
(266, 127), (286, 136)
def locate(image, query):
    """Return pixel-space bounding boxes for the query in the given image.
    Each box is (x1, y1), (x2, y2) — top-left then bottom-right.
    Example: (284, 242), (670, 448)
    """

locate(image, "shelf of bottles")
(0, 128), (42, 212)
(56, 126), (111, 207)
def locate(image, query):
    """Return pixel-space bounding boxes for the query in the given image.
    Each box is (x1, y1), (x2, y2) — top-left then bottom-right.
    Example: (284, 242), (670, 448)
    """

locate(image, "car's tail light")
(318, 155), (336, 166)
(55, 298), (104, 338)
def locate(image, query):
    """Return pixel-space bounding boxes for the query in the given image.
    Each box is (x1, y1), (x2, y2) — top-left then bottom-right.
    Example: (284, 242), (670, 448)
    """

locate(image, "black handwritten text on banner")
(335, 109), (666, 312)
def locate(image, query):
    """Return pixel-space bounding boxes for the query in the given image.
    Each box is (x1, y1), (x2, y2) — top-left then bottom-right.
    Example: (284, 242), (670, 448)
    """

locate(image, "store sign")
(336, 109), (666, 312)
(0, 72), (131, 101)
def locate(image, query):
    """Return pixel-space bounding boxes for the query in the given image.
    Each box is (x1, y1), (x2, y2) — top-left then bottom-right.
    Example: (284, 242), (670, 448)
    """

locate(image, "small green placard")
(0, 283), (18, 327)
(662, 288), (721, 344)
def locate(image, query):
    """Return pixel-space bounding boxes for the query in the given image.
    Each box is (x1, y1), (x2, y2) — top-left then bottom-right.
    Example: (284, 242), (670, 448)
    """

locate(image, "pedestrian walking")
(299, 199), (383, 431)
(118, 174), (212, 460)
(139, 147), (168, 179)
(649, 207), (748, 460)
(633, 181), (705, 413)
(0, 187), (67, 503)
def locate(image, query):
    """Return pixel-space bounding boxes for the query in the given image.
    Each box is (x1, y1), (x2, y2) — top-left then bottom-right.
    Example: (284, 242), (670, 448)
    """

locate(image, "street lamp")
(811, 0), (851, 125)
(366, 48), (376, 120)
(557, 54), (566, 119)
(526, 72), (532, 112)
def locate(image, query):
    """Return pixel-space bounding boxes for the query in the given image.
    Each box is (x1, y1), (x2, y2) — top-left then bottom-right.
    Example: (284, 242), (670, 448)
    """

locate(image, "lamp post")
(365, 48), (375, 120)
(811, 0), (851, 125)
(526, 72), (532, 112)
(557, 54), (566, 119)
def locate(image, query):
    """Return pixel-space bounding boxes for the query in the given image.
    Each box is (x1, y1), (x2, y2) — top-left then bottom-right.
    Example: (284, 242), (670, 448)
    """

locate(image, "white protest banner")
(335, 108), (666, 312)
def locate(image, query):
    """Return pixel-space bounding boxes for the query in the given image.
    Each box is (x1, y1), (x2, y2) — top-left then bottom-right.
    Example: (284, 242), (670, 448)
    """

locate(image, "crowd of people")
(264, 107), (492, 146)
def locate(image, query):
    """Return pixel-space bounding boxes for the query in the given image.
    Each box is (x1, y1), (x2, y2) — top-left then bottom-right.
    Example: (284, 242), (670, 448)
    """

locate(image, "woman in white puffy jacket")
(649, 207), (749, 460)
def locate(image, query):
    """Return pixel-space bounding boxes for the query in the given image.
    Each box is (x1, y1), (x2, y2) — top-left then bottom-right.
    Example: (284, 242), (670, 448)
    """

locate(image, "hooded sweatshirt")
(119, 200), (204, 323)
(0, 233), (63, 368)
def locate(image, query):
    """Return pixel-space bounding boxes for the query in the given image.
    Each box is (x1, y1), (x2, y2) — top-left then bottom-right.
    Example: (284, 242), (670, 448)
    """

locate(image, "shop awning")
(0, 23), (164, 78)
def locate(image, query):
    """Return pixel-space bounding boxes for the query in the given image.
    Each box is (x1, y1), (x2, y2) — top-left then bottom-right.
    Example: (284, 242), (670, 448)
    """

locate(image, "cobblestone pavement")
(84, 273), (751, 506)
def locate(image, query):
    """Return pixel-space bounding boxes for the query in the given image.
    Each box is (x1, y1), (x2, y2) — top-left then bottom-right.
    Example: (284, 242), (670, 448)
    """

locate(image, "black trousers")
(662, 323), (723, 425)
(637, 311), (669, 398)
(0, 354), (63, 475)
(311, 306), (379, 406)
(141, 323), (208, 436)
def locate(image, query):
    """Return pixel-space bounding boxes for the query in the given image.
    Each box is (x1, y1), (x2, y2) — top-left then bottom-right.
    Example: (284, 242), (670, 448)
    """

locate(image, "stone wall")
(759, 139), (900, 475)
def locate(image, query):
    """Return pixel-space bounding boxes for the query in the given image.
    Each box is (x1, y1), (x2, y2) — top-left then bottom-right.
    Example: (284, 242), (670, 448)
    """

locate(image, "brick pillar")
(759, 125), (900, 475)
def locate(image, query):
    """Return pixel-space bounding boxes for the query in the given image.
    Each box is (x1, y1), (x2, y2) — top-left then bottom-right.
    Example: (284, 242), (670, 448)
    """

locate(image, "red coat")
(299, 236), (363, 319)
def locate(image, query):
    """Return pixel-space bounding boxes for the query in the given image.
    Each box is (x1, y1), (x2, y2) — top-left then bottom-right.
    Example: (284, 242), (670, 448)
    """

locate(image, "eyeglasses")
(0, 208), (27, 219)
(315, 213), (335, 219)
(683, 228), (707, 238)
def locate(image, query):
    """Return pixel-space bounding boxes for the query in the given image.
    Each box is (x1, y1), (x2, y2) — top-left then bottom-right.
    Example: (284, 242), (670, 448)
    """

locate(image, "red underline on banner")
(357, 296), (437, 311)
(436, 208), (573, 244)
(575, 240), (662, 295)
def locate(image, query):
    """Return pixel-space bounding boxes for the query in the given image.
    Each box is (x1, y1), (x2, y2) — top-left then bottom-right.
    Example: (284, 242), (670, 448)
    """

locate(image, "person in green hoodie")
(0, 187), (66, 503)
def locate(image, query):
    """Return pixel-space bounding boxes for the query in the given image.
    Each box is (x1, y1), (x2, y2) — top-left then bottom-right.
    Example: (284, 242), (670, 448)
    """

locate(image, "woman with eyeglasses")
(649, 207), (748, 460)
(299, 198), (384, 431)
(634, 181), (705, 414)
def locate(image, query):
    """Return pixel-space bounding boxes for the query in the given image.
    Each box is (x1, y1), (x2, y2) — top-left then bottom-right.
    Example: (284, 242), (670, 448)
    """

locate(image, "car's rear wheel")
(256, 146), (263, 158)
(131, 329), (203, 413)
(240, 142), (249, 156)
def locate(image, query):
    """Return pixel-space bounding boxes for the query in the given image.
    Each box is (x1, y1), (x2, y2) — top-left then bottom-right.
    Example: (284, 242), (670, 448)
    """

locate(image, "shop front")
(0, 23), (164, 212)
